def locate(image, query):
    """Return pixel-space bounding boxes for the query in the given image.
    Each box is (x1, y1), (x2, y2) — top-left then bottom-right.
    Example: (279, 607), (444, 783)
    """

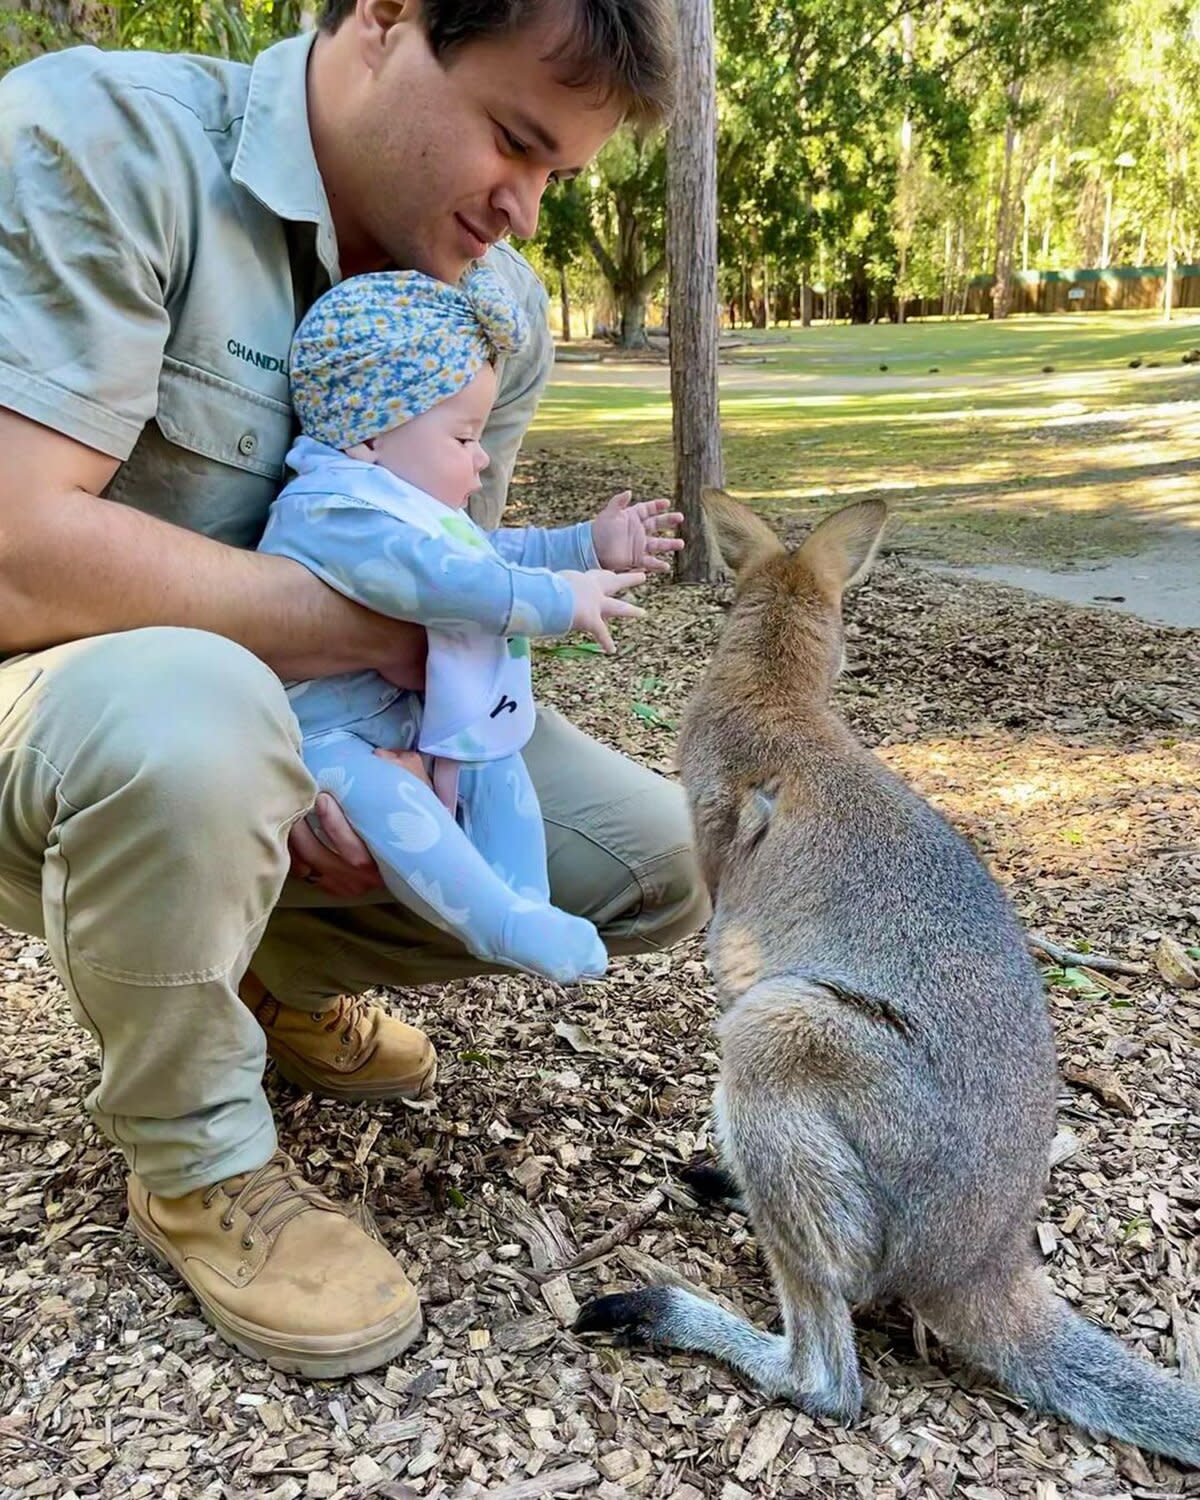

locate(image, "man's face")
(324, 1), (625, 281)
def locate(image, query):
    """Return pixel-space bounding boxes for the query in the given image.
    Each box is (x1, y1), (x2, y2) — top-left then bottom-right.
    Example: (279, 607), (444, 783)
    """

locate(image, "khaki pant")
(0, 629), (705, 1195)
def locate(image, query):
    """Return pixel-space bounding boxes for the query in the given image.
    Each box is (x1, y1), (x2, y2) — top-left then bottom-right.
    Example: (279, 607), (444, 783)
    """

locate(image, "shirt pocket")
(105, 356), (295, 548)
(155, 356), (293, 477)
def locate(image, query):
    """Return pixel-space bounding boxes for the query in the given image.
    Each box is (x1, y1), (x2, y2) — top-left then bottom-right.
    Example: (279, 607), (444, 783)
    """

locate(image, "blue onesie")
(259, 436), (609, 983)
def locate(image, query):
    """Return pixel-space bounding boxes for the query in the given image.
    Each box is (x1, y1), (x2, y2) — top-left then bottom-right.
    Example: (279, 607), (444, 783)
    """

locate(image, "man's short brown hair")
(319, 0), (677, 127)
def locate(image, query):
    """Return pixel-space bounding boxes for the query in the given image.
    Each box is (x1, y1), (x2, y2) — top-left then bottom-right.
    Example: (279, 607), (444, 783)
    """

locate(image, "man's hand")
(561, 568), (646, 653)
(591, 491), (684, 573)
(287, 749), (434, 897)
(288, 793), (383, 898)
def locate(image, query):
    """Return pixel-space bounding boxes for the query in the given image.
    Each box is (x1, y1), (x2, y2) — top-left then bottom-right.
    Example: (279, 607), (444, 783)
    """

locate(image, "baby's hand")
(592, 491), (685, 573)
(561, 569), (646, 653)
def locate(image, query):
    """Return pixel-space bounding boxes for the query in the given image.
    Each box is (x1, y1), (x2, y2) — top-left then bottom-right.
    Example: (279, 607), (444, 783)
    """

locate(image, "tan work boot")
(240, 974), (437, 1102)
(128, 1151), (422, 1378)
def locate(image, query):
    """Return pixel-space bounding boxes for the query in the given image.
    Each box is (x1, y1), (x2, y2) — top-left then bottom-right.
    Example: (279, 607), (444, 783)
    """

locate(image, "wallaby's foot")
(575, 1288), (663, 1341)
(679, 1160), (746, 1213)
(575, 1285), (862, 1424)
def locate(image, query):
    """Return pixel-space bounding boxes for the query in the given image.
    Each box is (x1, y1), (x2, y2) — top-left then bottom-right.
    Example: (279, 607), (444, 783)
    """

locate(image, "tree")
(669, 0), (725, 582)
(537, 182), (590, 341)
(0, 0), (303, 71)
(970, 0), (1112, 318)
(1121, 0), (1200, 319)
(580, 134), (667, 347)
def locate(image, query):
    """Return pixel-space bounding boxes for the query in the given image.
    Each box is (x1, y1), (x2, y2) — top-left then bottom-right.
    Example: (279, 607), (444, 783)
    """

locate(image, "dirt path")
(924, 535), (1200, 627)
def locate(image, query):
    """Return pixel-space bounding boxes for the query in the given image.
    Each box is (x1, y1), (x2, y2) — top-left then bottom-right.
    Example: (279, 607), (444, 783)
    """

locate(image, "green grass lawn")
(528, 311), (1200, 565)
(713, 309), (1200, 377)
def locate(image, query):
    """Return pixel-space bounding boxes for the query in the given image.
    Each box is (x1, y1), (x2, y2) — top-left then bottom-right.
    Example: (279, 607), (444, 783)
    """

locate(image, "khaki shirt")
(0, 32), (552, 543)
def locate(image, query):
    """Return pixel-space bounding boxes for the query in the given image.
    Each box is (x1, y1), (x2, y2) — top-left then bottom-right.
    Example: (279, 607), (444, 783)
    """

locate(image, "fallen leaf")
(1156, 935), (1199, 989)
(553, 1020), (603, 1054)
(1062, 1062), (1136, 1117)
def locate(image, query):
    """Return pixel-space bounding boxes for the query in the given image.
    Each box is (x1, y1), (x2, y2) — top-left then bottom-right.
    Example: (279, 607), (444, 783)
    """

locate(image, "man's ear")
(356, 0), (419, 69)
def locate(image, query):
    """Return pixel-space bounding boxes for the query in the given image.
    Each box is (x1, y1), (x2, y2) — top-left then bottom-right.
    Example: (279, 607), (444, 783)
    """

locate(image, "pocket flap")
(156, 356), (293, 478)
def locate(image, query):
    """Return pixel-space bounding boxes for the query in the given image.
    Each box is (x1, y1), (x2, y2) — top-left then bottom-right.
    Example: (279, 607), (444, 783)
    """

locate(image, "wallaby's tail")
(927, 1267), (1200, 1466)
(700, 488), (784, 574)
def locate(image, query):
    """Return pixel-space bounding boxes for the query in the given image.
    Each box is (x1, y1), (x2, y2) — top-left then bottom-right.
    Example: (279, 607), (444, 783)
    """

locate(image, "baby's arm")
(491, 521), (598, 574)
(260, 493), (576, 638)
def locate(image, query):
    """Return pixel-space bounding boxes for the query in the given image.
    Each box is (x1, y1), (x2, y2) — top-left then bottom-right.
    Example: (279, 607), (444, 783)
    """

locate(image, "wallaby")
(576, 493), (1200, 1466)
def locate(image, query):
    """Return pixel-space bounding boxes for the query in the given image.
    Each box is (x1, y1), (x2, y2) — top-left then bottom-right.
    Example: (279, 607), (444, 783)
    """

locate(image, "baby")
(259, 266), (679, 984)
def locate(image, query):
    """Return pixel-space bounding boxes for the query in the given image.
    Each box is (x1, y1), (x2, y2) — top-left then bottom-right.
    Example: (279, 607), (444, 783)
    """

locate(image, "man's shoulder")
(2, 44), (249, 146)
(484, 243), (548, 316)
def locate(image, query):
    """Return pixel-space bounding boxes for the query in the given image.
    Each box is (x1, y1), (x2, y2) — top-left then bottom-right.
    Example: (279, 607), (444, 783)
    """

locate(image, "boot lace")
(316, 993), (374, 1061)
(202, 1152), (332, 1250)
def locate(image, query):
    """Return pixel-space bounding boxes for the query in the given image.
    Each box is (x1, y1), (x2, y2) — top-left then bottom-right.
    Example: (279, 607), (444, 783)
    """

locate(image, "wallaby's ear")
(701, 488), (784, 575)
(795, 499), (887, 595)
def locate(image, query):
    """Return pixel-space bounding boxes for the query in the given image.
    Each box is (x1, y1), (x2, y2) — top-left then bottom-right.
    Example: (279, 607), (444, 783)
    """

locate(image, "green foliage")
(115, 0), (303, 60)
(528, 0), (1197, 324)
(0, 10), (74, 75)
(7, 0), (1200, 316)
(0, 0), (304, 73)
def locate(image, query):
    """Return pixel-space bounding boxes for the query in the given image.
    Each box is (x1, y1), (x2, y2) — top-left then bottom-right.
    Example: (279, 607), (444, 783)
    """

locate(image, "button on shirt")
(0, 32), (553, 547)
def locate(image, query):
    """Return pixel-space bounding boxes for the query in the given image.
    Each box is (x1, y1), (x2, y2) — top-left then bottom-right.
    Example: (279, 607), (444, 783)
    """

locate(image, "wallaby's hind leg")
(576, 1264), (862, 1421)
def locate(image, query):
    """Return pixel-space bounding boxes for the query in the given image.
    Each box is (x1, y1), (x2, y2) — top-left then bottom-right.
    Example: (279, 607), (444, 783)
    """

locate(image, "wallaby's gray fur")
(576, 492), (1200, 1465)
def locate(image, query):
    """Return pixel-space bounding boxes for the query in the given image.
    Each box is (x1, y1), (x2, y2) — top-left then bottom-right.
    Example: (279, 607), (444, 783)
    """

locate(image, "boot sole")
(127, 1197), (423, 1379)
(270, 1048), (438, 1103)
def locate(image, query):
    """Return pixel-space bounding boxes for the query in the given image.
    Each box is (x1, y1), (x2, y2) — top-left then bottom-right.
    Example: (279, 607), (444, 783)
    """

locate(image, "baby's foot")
(499, 905), (608, 983)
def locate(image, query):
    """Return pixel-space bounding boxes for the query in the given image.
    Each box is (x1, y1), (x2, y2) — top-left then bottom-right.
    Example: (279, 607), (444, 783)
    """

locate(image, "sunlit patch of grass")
(529, 313), (1200, 565)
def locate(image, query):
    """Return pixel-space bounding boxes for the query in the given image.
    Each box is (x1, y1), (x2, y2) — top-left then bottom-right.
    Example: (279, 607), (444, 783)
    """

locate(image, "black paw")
(575, 1287), (669, 1340)
(679, 1161), (743, 1210)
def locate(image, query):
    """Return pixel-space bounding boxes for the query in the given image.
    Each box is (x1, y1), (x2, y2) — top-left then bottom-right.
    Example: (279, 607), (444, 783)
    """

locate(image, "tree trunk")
(991, 83), (1023, 320)
(800, 274), (813, 327)
(895, 12), (917, 327)
(1163, 203), (1177, 323)
(941, 218), (953, 315)
(667, 0), (724, 583)
(584, 188), (659, 350)
(557, 263), (572, 343)
(849, 258), (871, 324)
(1041, 152), (1056, 261)
(619, 291), (649, 347)
(1100, 179), (1113, 269)
(1022, 194), (1030, 272)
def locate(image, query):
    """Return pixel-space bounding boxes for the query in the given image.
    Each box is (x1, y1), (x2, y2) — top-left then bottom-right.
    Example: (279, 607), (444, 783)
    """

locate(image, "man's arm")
(0, 410), (425, 683)
(471, 244), (556, 530)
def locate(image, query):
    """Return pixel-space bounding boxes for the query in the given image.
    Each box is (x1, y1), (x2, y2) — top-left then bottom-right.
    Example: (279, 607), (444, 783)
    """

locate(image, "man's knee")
(573, 776), (708, 954)
(654, 848), (710, 948)
(631, 787), (709, 950)
(37, 627), (309, 818)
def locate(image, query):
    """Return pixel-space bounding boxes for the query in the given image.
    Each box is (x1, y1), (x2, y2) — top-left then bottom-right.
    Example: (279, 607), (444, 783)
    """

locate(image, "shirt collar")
(231, 31), (340, 277)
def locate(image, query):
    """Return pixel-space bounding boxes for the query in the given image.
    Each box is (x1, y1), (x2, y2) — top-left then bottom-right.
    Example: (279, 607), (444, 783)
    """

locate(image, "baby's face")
(352, 362), (497, 509)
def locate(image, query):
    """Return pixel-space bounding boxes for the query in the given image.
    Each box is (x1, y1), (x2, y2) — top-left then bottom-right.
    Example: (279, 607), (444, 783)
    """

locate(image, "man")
(0, 0), (703, 1378)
